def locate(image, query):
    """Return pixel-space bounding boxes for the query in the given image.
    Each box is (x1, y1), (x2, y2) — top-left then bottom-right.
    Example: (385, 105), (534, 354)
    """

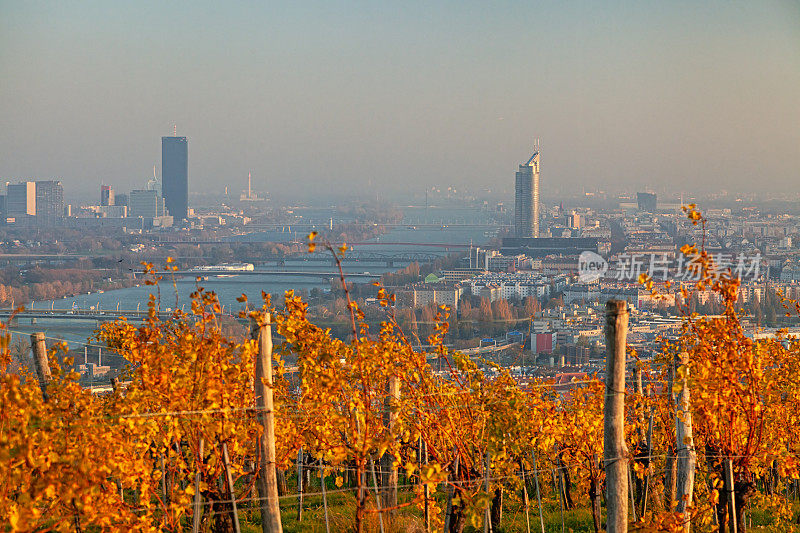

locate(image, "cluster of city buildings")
(0, 180), (64, 227)
(1, 134), (188, 230)
(394, 145), (800, 369)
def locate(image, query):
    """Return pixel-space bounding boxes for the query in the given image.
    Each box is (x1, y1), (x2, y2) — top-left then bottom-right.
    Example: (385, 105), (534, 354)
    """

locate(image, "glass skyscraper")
(162, 136), (188, 220)
(515, 147), (540, 238)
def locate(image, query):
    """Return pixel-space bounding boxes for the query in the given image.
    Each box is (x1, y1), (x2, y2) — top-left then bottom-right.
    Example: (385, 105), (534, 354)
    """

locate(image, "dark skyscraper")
(515, 143), (540, 238)
(162, 135), (188, 220)
(637, 192), (657, 212)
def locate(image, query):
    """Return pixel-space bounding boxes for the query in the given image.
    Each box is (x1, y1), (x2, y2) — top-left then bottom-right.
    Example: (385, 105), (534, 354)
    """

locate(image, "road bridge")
(168, 270), (381, 279)
(459, 341), (521, 356)
(331, 242), (473, 249)
(0, 308), (174, 324)
(139, 251), (446, 267)
(0, 246), (465, 267)
(267, 250), (444, 266)
(147, 240), (476, 249)
(237, 223), (509, 230)
(414, 341), (520, 357)
(0, 308), (257, 328)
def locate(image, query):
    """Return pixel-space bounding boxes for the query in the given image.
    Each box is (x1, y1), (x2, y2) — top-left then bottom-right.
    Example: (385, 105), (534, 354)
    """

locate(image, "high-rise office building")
(637, 192), (657, 212)
(514, 143), (540, 238)
(35, 180), (64, 226)
(566, 211), (582, 229)
(100, 185), (115, 206)
(6, 181), (36, 217)
(129, 189), (166, 218)
(162, 135), (188, 220)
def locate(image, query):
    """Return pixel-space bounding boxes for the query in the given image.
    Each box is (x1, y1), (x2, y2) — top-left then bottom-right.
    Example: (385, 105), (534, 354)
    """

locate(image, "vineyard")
(3, 208), (800, 533)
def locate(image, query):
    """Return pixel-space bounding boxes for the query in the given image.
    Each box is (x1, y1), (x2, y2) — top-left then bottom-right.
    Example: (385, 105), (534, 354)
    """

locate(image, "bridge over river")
(0, 246), (466, 269)
(165, 270), (382, 280)
(0, 308), (177, 324)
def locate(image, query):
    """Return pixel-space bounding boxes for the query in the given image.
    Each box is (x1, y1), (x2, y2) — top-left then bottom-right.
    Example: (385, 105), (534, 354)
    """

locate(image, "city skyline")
(1, 1), (798, 200)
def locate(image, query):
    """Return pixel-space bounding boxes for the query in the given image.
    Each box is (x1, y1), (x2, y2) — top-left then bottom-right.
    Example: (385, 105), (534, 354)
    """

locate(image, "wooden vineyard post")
(444, 450), (460, 533)
(519, 459), (531, 533)
(632, 364), (646, 516)
(531, 452), (545, 533)
(381, 375), (400, 513)
(603, 300), (628, 533)
(320, 466), (330, 533)
(421, 437), (430, 533)
(590, 454), (602, 533)
(628, 464), (637, 522)
(484, 449), (493, 533)
(674, 352), (695, 532)
(30, 332), (51, 399)
(160, 456), (167, 503)
(192, 438), (204, 533)
(252, 315), (283, 533)
(221, 442), (241, 533)
(296, 448), (303, 522)
(369, 458), (386, 533)
(553, 468), (564, 533)
(642, 412), (654, 515)
(724, 459), (737, 533)
(665, 355), (678, 507)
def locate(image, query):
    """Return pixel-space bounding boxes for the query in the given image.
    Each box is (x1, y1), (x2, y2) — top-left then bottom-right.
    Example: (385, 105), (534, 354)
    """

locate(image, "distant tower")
(515, 141), (540, 238)
(162, 134), (188, 220)
(147, 165), (161, 195)
(100, 185), (114, 206)
(240, 172), (261, 201)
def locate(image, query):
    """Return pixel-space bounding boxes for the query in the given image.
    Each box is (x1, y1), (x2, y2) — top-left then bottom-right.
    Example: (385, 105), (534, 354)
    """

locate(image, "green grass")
(232, 488), (797, 532)
(239, 491), (426, 533)
(235, 489), (606, 533)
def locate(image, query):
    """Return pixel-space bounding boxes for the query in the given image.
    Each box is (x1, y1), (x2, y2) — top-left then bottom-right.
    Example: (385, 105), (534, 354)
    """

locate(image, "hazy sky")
(1, 1), (799, 202)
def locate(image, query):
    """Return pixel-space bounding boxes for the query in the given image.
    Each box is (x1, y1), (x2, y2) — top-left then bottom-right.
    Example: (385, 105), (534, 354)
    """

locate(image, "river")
(11, 206), (499, 348)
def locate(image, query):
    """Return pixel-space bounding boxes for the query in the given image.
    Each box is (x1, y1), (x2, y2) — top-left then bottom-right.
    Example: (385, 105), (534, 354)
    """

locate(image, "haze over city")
(2, 1), (799, 201)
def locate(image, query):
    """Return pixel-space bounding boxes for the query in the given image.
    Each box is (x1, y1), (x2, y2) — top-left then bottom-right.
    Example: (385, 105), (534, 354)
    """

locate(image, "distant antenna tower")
(147, 164), (161, 193)
(248, 171), (252, 199)
(173, 124), (177, 136)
